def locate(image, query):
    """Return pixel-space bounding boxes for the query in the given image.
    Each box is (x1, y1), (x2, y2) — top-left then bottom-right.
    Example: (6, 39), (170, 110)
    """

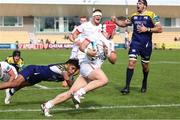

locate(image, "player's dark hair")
(93, 9), (102, 13)
(138, 0), (147, 6)
(117, 16), (127, 21)
(65, 59), (80, 69)
(12, 50), (21, 57)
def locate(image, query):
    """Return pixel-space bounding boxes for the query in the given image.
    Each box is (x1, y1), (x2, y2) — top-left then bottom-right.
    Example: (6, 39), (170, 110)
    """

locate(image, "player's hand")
(74, 40), (81, 46)
(137, 23), (147, 33)
(87, 49), (97, 57)
(111, 16), (117, 22)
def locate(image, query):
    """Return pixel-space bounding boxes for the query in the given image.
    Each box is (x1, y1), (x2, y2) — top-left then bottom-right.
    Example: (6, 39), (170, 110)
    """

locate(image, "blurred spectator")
(174, 37), (178, 41)
(45, 39), (50, 44)
(161, 43), (165, 50)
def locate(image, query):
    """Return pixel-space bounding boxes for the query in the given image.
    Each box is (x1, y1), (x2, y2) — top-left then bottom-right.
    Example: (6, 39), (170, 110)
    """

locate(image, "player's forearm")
(150, 25), (163, 33)
(9, 76), (15, 82)
(68, 34), (76, 42)
(66, 80), (74, 87)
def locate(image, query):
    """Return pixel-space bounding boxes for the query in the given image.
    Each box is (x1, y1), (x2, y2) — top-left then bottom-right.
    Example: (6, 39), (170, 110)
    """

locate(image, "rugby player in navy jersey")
(113, 0), (162, 94)
(0, 59), (80, 103)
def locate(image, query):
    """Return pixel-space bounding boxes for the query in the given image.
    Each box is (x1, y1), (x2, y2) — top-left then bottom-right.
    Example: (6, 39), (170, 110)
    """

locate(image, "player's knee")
(128, 60), (136, 69)
(101, 78), (109, 86)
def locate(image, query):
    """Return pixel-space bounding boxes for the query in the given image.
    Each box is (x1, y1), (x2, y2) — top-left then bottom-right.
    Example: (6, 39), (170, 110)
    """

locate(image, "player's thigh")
(69, 75), (88, 92)
(88, 68), (108, 82)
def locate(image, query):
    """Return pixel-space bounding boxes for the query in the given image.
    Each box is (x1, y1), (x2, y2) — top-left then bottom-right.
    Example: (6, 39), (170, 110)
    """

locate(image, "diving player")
(0, 59), (80, 104)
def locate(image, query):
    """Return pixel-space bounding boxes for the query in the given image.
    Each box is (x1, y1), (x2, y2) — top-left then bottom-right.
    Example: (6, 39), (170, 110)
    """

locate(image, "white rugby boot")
(41, 104), (53, 117)
(5, 89), (12, 105)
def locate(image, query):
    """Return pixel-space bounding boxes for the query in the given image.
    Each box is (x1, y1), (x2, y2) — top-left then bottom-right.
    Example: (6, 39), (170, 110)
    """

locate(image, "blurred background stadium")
(0, 0), (180, 50)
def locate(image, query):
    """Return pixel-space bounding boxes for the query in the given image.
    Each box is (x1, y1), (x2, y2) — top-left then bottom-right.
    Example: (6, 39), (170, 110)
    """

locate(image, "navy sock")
(125, 68), (134, 88)
(142, 70), (149, 88)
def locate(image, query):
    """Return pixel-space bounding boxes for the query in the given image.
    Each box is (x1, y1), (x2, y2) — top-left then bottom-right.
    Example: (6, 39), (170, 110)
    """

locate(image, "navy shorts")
(128, 41), (152, 63)
(20, 65), (43, 85)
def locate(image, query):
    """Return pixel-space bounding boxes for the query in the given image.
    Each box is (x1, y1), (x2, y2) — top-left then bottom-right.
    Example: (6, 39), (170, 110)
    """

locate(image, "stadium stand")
(0, 31), (29, 43)
(0, 30), (180, 49)
(152, 32), (180, 49)
(35, 34), (71, 44)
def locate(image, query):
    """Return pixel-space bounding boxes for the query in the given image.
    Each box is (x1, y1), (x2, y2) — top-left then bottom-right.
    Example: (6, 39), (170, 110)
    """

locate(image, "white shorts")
(80, 62), (99, 77)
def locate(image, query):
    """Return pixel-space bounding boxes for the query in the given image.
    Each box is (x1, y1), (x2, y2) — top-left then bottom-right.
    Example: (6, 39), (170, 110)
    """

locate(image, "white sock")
(78, 88), (86, 96)
(45, 101), (54, 109)
(10, 88), (16, 94)
(9, 88), (16, 95)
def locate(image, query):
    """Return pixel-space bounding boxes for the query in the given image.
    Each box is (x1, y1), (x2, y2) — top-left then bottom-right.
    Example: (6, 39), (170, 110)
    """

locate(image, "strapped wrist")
(147, 27), (151, 32)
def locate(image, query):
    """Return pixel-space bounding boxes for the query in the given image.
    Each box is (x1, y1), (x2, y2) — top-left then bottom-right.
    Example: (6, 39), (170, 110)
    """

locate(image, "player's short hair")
(138, 0), (147, 6)
(65, 59), (80, 69)
(92, 9), (102, 16)
(12, 50), (21, 57)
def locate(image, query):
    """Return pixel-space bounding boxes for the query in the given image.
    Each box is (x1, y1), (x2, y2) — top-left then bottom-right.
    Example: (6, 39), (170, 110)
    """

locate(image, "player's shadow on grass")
(115, 86), (141, 94)
(53, 100), (102, 116)
(2, 100), (46, 107)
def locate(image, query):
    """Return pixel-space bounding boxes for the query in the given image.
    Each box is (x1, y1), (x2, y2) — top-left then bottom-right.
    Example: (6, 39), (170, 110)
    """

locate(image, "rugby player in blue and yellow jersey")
(5, 50), (24, 72)
(0, 59), (79, 103)
(113, 0), (162, 94)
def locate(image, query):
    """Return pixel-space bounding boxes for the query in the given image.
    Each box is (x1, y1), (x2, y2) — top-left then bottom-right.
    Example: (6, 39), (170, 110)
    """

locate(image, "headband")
(92, 11), (102, 17)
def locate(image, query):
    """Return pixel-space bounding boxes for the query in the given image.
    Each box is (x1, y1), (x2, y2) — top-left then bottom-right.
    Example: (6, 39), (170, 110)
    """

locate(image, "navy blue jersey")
(128, 10), (160, 62)
(130, 10), (160, 45)
(20, 63), (66, 85)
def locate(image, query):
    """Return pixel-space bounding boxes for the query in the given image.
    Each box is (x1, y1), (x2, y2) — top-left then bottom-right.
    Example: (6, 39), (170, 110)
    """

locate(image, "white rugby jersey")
(70, 21), (102, 59)
(79, 32), (115, 68)
(76, 21), (102, 37)
(0, 61), (18, 82)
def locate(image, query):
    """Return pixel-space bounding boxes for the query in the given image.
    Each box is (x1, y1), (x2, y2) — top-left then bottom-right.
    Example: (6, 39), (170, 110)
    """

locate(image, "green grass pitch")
(0, 49), (180, 119)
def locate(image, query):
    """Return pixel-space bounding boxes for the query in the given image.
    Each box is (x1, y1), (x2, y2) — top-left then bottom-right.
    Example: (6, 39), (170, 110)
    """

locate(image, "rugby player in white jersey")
(0, 61), (18, 104)
(69, 9), (103, 44)
(41, 21), (117, 117)
(69, 16), (87, 59)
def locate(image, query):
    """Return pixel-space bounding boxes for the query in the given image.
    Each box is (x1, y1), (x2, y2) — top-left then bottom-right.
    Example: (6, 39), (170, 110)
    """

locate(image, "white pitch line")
(0, 104), (180, 112)
(34, 84), (49, 89)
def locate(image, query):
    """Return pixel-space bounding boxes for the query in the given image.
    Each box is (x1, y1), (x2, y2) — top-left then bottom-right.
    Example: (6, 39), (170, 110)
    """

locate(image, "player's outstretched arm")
(112, 16), (131, 27)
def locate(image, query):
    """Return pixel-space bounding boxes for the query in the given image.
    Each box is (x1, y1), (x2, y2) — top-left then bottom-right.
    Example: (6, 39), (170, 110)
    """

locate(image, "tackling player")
(113, 0), (162, 94)
(40, 21), (117, 117)
(0, 59), (80, 104)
